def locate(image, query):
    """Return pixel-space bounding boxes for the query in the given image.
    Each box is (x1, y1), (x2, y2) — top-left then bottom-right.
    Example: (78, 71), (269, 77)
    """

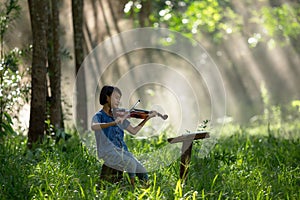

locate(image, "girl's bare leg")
(130, 177), (135, 187)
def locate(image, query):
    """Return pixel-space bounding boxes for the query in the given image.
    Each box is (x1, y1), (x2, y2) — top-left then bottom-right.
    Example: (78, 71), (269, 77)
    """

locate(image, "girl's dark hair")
(99, 85), (122, 105)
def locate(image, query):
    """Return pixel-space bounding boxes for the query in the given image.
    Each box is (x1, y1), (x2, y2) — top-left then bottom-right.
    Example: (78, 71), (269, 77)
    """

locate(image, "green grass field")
(1, 120), (299, 199)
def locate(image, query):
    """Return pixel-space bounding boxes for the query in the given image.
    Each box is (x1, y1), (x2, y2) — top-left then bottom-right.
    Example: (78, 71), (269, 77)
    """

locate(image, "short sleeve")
(92, 113), (101, 124)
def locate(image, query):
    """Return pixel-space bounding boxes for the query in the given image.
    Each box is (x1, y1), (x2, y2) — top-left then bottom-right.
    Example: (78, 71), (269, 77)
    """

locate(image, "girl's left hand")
(148, 110), (158, 119)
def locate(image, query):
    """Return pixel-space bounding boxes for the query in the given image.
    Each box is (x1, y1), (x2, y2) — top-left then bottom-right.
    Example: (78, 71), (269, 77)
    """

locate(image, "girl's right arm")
(91, 122), (116, 130)
(91, 117), (123, 131)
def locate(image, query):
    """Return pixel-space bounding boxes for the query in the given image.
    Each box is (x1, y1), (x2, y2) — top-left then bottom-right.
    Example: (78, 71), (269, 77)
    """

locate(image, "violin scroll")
(158, 113), (168, 120)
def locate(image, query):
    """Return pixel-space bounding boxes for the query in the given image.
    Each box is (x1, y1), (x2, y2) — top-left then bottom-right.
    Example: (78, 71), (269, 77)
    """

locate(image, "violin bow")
(129, 99), (140, 112)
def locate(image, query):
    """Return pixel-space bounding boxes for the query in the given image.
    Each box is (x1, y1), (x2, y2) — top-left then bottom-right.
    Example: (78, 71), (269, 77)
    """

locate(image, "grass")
(0, 120), (299, 199)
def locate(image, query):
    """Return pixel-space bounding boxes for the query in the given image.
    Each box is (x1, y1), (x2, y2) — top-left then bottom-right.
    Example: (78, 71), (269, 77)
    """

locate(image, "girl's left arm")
(126, 111), (157, 135)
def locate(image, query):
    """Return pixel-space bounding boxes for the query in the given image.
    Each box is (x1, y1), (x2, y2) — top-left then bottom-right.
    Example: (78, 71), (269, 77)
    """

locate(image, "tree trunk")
(47, 0), (63, 130)
(139, 0), (151, 27)
(72, 0), (87, 130)
(27, 0), (48, 148)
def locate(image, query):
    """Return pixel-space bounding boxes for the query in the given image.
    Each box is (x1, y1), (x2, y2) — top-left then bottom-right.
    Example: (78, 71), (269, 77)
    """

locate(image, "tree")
(27, 0), (48, 148)
(47, 0), (64, 131)
(72, 0), (87, 130)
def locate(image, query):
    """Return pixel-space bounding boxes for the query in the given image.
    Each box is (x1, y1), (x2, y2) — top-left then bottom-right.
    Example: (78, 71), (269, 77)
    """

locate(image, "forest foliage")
(125, 0), (300, 46)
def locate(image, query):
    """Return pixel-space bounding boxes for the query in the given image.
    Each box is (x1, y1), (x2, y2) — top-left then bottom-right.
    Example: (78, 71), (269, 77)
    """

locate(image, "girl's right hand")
(115, 117), (125, 124)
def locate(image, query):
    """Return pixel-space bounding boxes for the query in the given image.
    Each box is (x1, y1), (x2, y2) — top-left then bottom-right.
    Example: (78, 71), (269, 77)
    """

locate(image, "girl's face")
(108, 91), (121, 108)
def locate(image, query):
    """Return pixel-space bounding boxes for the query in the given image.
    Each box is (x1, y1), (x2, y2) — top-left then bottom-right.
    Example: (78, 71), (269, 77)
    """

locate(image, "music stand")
(167, 131), (210, 180)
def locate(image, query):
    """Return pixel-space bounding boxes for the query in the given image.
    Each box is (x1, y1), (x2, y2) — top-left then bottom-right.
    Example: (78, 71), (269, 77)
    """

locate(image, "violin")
(112, 108), (168, 120)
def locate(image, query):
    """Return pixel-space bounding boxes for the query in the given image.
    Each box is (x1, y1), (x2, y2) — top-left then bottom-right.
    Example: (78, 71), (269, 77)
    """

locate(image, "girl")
(91, 85), (157, 186)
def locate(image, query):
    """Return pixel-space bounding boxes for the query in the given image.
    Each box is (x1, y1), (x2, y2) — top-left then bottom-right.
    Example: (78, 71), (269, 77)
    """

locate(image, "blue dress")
(92, 109), (148, 180)
(92, 109), (130, 151)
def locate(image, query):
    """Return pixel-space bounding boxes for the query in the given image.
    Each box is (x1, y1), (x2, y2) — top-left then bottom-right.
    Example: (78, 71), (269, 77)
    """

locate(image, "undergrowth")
(1, 119), (299, 199)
